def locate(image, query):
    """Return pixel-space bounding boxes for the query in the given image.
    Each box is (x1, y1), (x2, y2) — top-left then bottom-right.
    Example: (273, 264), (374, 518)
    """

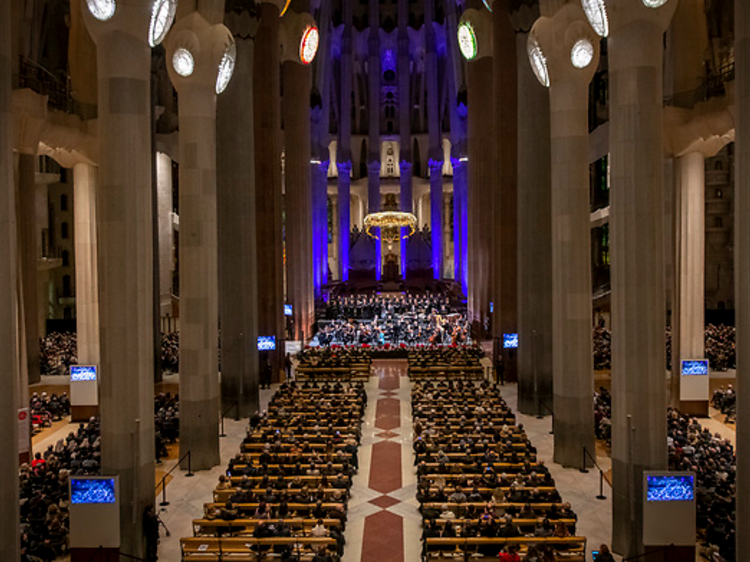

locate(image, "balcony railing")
(17, 56), (97, 120)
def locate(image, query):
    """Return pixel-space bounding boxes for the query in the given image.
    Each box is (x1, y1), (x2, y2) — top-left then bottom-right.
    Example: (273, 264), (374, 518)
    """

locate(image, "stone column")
(282, 11), (317, 341)
(337, 162), (351, 281)
(492, 0), (518, 380)
(445, 6), (468, 294)
(0, 0), (20, 554)
(337, 0), (353, 283)
(254, 0), (285, 370)
(368, 160), (382, 277)
(736, 1), (750, 559)
(73, 162), (100, 366)
(425, 0), (443, 280)
(675, 152), (705, 367)
(368, 2), (381, 279)
(18, 154), (41, 384)
(451, 156), (468, 292)
(312, 160), (329, 296)
(313, 1), (332, 297)
(531, 5), (598, 468)
(429, 159), (443, 278)
(82, 0), (171, 553)
(156, 152), (173, 318)
(461, 9), (494, 329)
(166, 13), (235, 469)
(217, 6), (260, 418)
(398, 0), (411, 276)
(607, 1), (677, 556)
(516, 30), (552, 416)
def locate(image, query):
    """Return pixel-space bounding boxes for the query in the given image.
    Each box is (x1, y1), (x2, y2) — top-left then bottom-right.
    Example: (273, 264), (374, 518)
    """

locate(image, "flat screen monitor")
(503, 333), (519, 349)
(70, 478), (116, 504)
(258, 336), (277, 351)
(646, 474), (694, 502)
(70, 365), (97, 382)
(681, 359), (709, 376)
(284, 304), (293, 317)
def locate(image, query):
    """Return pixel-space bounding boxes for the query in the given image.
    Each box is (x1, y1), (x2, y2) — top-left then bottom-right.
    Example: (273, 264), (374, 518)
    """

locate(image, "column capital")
(166, 12), (235, 96)
(528, 4), (600, 88)
(399, 160), (412, 173)
(281, 11), (319, 65)
(450, 156), (468, 170)
(428, 158), (444, 173)
(368, 160), (381, 174)
(81, 0), (177, 46)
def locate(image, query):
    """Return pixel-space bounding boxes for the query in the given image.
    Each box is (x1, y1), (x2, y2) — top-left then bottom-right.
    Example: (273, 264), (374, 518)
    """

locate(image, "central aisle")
(343, 359), (422, 562)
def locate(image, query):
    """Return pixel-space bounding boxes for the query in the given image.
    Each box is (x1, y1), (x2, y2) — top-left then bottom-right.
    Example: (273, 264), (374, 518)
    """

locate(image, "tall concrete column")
(217, 7), (260, 419)
(0, 0), (20, 554)
(491, 0), (518, 381)
(429, 159), (444, 277)
(282, 11), (318, 340)
(82, 0), (170, 554)
(444, 3), (468, 294)
(516, 30), (552, 416)
(73, 162), (100, 366)
(166, 13), (235, 469)
(398, 0), (412, 276)
(337, 0), (353, 283)
(254, 0), (285, 369)
(312, 160), (329, 296)
(451, 157), (468, 292)
(18, 154), (41, 384)
(607, 1), (677, 556)
(368, 160), (382, 276)
(531, 5), (598, 468)
(368, 2), (381, 279)
(313, 0), (332, 297)
(675, 152), (705, 368)
(736, 1), (750, 559)
(337, 162), (351, 281)
(156, 152), (173, 318)
(425, 0), (443, 280)
(461, 9), (494, 329)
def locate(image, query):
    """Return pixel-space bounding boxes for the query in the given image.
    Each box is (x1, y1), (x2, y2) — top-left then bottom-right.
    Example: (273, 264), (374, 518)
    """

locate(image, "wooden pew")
(421, 536), (586, 562)
(181, 536), (337, 561)
(192, 518), (341, 537)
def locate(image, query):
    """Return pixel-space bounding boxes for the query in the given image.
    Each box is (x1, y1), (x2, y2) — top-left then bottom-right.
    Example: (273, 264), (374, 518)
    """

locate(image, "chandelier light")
(363, 211), (418, 245)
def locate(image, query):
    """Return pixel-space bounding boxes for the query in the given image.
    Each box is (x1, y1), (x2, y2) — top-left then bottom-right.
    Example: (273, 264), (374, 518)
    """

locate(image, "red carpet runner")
(361, 360), (405, 562)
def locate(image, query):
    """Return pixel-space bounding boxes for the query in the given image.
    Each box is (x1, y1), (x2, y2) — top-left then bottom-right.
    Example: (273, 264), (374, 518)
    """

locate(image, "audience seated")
(182, 380), (364, 560)
(668, 408), (736, 562)
(22, 394), (181, 559)
(413, 379), (583, 561)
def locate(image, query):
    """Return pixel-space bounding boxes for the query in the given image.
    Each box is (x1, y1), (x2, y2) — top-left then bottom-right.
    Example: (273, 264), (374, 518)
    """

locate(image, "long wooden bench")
(181, 536), (337, 561)
(214, 488), (348, 503)
(192, 518), (342, 537)
(422, 536), (586, 562)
